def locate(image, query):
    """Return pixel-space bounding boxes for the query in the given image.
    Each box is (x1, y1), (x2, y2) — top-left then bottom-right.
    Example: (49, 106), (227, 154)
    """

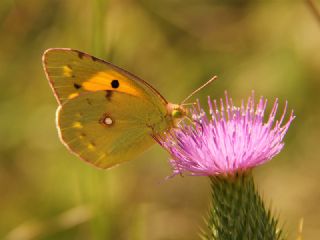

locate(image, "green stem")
(203, 172), (285, 240)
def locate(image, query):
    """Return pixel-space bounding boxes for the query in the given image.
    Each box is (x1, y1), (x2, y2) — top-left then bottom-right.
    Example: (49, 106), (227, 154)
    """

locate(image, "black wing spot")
(111, 80), (119, 88)
(73, 83), (81, 89)
(105, 90), (113, 100)
(78, 52), (85, 59)
(67, 65), (75, 78)
(91, 56), (98, 61)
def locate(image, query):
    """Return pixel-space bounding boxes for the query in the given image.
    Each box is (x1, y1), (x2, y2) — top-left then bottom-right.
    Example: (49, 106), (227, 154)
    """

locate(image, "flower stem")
(203, 172), (285, 240)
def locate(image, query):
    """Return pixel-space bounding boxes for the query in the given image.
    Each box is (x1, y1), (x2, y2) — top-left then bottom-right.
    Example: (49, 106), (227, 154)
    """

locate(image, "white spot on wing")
(104, 117), (113, 125)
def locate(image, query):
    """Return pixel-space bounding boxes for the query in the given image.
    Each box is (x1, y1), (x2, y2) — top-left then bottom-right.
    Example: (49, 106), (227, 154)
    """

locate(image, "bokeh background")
(0, 0), (319, 239)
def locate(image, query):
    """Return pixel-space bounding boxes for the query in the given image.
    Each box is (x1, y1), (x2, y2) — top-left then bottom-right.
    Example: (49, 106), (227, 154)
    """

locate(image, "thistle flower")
(161, 92), (295, 176)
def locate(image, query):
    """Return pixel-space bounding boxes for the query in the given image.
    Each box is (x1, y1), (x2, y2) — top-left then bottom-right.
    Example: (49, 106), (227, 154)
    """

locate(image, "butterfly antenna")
(181, 102), (197, 106)
(181, 76), (218, 104)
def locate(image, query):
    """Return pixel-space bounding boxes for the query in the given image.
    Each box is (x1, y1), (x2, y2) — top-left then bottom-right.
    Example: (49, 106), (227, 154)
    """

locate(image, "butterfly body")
(43, 48), (185, 169)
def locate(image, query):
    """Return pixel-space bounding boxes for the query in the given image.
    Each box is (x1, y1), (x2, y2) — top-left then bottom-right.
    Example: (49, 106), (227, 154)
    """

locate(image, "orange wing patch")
(82, 70), (140, 97)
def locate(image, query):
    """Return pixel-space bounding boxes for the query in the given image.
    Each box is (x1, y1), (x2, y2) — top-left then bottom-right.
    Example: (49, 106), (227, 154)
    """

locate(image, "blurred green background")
(0, 0), (319, 239)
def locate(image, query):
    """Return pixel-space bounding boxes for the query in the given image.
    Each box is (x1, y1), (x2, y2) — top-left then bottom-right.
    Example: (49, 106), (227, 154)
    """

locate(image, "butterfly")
(42, 48), (191, 169)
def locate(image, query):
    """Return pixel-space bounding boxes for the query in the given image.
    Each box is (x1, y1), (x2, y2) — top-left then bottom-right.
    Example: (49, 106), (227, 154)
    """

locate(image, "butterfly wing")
(42, 48), (171, 169)
(42, 48), (167, 106)
(57, 91), (168, 168)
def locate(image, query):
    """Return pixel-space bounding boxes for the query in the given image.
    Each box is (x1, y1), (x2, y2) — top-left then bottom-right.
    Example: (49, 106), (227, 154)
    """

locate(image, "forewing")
(57, 91), (168, 169)
(42, 48), (167, 106)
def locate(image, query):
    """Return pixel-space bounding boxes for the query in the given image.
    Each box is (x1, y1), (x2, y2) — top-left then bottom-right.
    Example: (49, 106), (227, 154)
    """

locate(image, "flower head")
(161, 92), (295, 176)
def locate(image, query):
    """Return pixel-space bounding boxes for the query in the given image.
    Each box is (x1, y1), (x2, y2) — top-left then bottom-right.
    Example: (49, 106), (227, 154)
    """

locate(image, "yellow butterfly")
(42, 48), (190, 169)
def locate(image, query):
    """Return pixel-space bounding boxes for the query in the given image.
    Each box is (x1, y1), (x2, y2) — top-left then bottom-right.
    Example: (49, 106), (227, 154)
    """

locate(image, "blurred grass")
(0, 0), (319, 239)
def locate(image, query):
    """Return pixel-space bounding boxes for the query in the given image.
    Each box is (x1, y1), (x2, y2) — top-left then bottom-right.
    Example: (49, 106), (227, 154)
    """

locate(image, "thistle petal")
(160, 92), (295, 176)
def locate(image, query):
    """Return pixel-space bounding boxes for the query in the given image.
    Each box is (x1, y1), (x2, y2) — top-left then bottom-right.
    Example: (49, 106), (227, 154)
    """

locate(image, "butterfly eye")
(172, 109), (183, 118)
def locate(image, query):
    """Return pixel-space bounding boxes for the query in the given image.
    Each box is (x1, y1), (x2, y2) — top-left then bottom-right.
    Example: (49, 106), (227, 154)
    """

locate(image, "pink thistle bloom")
(160, 92), (295, 176)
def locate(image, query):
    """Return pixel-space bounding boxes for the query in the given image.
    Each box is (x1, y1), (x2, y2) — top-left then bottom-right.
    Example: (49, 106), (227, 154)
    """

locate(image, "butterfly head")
(167, 103), (187, 120)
